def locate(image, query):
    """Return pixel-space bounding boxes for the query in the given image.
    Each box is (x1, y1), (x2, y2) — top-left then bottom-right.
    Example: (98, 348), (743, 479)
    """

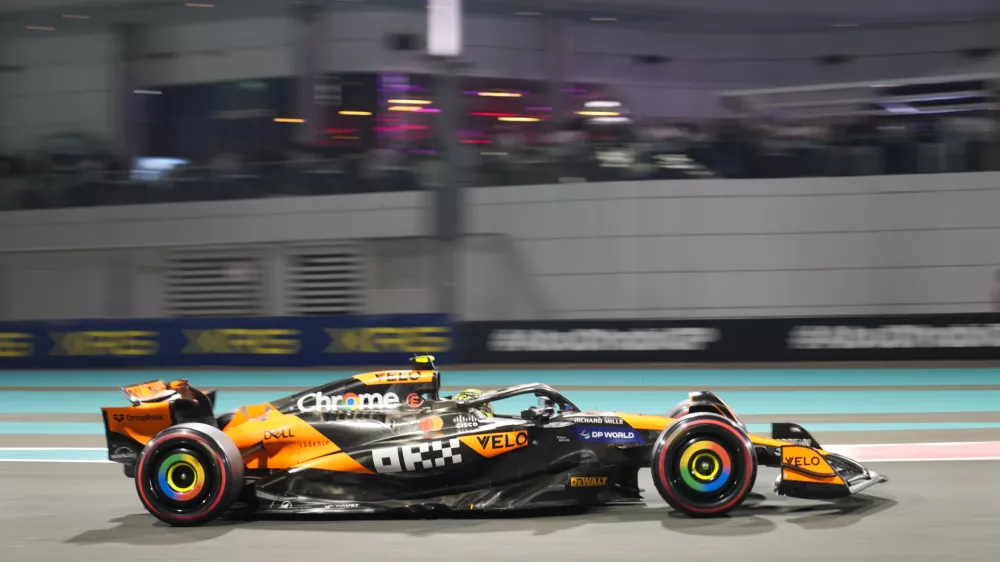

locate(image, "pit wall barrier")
(3, 312), (1000, 369)
(459, 313), (1000, 363)
(0, 314), (453, 368)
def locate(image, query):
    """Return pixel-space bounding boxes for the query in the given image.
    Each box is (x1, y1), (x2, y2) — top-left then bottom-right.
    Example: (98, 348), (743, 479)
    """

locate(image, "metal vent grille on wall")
(287, 244), (365, 315)
(163, 248), (263, 317)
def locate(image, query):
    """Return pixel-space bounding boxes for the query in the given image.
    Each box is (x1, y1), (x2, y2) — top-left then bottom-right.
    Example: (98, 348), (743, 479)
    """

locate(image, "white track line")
(0, 447), (106, 451)
(0, 459), (111, 463)
(829, 441), (1000, 447)
(848, 456), (1000, 462)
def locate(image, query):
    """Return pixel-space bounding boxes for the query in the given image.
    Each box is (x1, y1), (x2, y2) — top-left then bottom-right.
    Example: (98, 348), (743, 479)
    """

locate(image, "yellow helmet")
(453, 388), (494, 417)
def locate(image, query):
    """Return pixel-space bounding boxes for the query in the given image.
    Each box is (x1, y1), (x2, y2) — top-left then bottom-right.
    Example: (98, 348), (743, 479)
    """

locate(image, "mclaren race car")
(101, 356), (888, 526)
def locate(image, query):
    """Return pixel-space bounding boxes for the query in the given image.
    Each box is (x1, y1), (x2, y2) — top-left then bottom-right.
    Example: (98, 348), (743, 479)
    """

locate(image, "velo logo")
(459, 430), (529, 458)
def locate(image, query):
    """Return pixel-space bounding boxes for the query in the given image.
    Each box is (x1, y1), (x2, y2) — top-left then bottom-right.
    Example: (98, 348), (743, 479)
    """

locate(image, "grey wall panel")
(365, 238), (435, 316)
(467, 172), (1000, 318)
(2, 251), (111, 320)
(458, 235), (548, 321)
(0, 191), (428, 253)
(3, 173), (1000, 321)
(126, 249), (165, 319)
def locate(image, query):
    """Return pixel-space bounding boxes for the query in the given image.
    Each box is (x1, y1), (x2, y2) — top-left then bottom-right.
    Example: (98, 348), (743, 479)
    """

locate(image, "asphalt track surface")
(5, 363), (1000, 561)
(2, 460), (998, 562)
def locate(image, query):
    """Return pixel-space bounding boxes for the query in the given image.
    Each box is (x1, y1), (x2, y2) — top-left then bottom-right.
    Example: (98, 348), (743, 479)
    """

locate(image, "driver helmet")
(453, 388), (494, 417)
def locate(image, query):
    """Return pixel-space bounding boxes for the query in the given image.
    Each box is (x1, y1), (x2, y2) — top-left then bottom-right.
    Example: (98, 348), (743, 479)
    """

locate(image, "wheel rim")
(678, 440), (732, 493)
(143, 444), (218, 514)
(158, 452), (207, 502)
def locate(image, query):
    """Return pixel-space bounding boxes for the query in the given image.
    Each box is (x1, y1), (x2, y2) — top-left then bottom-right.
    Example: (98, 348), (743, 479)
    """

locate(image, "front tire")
(650, 413), (756, 517)
(665, 399), (689, 419)
(135, 423), (244, 527)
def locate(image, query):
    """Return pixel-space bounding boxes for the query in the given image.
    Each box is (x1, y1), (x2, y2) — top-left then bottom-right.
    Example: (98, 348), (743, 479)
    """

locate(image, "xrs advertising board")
(0, 314), (453, 369)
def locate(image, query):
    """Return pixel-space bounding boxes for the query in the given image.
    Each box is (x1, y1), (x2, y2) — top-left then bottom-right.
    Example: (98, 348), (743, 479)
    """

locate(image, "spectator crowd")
(2, 112), (999, 211)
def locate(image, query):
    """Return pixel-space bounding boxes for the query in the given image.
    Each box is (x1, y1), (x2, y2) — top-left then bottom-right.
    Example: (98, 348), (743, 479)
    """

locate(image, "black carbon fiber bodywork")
(247, 393), (652, 514)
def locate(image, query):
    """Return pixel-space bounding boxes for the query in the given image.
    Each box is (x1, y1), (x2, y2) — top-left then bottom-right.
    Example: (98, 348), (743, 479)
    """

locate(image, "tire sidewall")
(135, 423), (243, 526)
(651, 413), (756, 517)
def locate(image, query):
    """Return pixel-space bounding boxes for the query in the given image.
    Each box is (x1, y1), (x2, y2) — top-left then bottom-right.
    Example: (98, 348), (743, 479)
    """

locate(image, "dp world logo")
(575, 425), (646, 445)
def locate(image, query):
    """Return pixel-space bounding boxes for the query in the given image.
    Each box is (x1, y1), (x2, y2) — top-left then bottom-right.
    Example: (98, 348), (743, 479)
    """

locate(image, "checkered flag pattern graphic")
(431, 438), (462, 467)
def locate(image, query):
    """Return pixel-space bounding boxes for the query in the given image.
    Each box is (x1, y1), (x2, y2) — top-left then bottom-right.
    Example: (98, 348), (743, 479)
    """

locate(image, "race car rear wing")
(120, 379), (216, 408)
(102, 379), (219, 476)
(121, 379), (174, 404)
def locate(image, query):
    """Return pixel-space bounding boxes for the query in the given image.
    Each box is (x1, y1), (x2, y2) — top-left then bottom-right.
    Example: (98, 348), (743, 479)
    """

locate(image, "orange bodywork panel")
(103, 401), (173, 445)
(606, 413), (676, 431)
(121, 380), (172, 402)
(353, 370), (436, 386)
(222, 405), (343, 470)
(780, 445), (845, 485)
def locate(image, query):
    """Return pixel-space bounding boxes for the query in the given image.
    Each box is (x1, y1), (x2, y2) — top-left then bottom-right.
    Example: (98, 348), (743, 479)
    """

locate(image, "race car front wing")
(763, 423), (887, 500)
(774, 444), (888, 500)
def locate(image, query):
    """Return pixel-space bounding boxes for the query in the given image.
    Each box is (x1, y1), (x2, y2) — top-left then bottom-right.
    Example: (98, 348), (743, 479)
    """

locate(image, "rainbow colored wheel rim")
(678, 441), (732, 493)
(157, 452), (206, 502)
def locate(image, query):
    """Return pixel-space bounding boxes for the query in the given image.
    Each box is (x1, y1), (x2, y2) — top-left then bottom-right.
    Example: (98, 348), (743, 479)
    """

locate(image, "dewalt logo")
(50, 331), (158, 356)
(0, 333), (33, 357)
(183, 329), (301, 355)
(569, 477), (608, 488)
(325, 327), (451, 353)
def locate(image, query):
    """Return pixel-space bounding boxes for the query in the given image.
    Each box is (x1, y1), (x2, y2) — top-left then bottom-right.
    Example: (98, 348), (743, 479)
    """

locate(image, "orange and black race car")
(101, 355), (888, 526)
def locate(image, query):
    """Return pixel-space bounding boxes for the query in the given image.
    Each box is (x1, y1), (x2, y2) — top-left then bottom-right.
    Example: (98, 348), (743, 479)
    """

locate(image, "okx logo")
(373, 438), (462, 473)
(576, 426), (645, 445)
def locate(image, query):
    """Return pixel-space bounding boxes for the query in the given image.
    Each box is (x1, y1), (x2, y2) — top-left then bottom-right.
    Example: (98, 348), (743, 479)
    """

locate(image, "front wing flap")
(774, 445), (888, 500)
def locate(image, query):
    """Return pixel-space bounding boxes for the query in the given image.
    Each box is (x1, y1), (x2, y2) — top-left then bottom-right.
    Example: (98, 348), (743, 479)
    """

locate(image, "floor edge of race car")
(3, 439), (1000, 463)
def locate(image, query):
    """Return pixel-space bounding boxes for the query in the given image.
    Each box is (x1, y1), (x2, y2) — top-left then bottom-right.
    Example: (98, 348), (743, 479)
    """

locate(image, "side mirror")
(521, 407), (552, 424)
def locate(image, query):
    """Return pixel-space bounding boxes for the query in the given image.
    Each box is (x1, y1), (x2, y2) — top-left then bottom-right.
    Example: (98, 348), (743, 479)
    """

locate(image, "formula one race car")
(101, 356), (888, 526)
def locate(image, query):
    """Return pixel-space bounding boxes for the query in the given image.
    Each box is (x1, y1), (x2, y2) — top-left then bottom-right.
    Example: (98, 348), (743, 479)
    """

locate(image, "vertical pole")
(544, 14), (570, 130)
(114, 23), (143, 167)
(106, 251), (132, 318)
(433, 61), (463, 317)
(0, 260), (7, 320)
(292, 3), (323, 145)
(428, 0), (465, 318)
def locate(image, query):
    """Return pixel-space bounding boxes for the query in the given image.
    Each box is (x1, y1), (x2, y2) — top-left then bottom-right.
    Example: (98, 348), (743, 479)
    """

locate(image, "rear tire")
(650, 413), (756, 517)
(135, 423), (244, 527)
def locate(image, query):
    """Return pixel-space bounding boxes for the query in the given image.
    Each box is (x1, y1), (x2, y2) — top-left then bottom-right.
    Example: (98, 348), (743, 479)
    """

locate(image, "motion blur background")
(5, 0), (1000, 327)
(5, 4), (1000, 560)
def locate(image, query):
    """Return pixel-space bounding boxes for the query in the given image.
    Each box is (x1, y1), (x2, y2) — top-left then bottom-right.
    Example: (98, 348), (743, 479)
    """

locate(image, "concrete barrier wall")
(467, 173), (1000, 318)
(3, 172), (1000, 320)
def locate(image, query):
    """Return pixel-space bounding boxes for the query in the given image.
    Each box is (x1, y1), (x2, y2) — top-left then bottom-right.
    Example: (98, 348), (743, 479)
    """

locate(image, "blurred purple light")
(525, 106), (552, 111)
